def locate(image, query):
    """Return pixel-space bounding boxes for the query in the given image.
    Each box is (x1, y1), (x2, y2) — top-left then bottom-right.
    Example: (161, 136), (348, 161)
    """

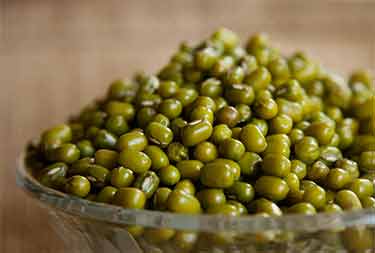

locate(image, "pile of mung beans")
(26, 28), (375, 217)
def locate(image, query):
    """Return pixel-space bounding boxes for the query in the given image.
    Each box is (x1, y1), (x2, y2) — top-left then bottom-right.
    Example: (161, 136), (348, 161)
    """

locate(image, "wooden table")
(1, 0), (374, 252)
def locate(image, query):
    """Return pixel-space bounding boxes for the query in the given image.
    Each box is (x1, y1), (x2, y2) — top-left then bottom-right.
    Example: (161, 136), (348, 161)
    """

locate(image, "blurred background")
(0, 0), (374, 252)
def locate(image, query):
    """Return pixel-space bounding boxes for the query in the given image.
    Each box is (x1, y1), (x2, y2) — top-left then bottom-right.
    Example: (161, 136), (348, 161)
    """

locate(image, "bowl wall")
(42, 207), (375, 253)
(17, 155), (375, 253)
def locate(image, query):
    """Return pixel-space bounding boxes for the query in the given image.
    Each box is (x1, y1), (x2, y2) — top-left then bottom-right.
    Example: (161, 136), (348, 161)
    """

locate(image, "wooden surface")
(1, 0), (374, 252)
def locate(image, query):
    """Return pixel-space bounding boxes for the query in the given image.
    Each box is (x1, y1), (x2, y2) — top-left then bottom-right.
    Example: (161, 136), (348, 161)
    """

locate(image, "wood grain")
(1, 1), (374, 252)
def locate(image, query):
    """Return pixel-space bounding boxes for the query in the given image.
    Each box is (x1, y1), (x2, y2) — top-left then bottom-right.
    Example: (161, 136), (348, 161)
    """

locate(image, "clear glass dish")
(17, 153), (375, 253)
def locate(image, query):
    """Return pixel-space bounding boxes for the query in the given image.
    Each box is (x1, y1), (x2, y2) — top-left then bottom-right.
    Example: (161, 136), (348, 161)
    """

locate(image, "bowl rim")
(17, 152), (375, 233)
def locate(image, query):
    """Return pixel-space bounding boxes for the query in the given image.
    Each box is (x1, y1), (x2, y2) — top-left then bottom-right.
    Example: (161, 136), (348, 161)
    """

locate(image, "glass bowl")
(17, 153), (375, 253)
